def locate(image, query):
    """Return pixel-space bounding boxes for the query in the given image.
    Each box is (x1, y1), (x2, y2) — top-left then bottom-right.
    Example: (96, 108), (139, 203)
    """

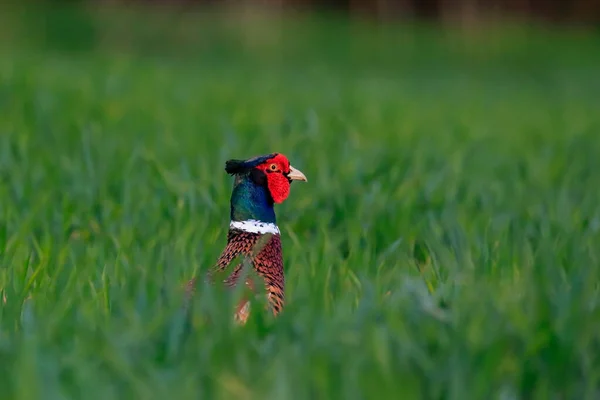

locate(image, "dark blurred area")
(4, 0), (600, 26)
(1, 0), (598, 74)
(179, 0), (598, 25)
(28, 0), (600, 24)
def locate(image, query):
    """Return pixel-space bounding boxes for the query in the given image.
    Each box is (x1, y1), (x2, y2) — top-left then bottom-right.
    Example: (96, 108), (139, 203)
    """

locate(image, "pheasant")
(186, 153), (307, 324)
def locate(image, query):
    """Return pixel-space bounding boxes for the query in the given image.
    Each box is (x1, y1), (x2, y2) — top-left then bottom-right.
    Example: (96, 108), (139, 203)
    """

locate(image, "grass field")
(1, 6), (600, 399)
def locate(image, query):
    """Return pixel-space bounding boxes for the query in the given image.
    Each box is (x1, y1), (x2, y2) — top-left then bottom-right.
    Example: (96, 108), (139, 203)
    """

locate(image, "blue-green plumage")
(225, 153), (278, 224)
(230, 174), (276, 223)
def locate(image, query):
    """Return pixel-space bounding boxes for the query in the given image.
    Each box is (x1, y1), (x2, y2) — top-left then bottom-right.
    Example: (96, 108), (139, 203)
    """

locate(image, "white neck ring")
(230, 220), (280, 235)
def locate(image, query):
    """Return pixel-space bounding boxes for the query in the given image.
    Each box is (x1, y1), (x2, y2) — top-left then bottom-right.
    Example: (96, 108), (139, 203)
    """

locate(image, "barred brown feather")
(186, 229), (285, 322)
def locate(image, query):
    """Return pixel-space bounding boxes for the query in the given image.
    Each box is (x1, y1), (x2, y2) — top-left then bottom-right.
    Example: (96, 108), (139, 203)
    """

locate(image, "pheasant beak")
(287, 165), (308, 182)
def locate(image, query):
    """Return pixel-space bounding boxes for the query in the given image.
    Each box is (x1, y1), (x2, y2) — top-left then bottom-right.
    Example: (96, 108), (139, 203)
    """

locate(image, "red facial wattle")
(255, 154), (292, 204)
(266, 173), (291, 203)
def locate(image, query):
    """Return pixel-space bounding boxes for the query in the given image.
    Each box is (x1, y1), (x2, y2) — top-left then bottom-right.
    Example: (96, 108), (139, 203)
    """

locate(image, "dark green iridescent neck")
(230, 174), (276, 223)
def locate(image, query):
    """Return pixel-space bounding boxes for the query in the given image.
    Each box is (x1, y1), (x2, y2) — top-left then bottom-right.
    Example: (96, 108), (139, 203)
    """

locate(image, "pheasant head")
(187, 153), (307, 324)
(226, 152), (307, 222)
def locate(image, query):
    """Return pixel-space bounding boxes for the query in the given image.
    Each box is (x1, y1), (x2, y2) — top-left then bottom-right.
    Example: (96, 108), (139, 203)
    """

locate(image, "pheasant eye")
(269, 164), (278, 171)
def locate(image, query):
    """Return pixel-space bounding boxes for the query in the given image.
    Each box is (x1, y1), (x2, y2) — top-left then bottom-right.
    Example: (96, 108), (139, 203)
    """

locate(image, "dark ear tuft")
(224, 153), (278, 175)
(225, 159), (247, 175)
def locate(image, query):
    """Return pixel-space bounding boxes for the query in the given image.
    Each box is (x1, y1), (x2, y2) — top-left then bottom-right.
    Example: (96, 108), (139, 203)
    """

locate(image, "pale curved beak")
(287, 165), (307, 182)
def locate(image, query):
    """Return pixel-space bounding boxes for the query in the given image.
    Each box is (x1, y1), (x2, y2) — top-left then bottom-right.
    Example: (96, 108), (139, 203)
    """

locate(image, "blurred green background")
(1, 2), (600, 399)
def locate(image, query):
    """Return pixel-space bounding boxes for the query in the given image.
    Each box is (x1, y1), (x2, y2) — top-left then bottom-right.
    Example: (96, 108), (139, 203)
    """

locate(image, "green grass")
(1, 6), (600, 399)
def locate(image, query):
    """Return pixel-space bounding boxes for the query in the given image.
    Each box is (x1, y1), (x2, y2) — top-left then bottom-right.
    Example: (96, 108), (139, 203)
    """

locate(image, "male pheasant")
(186, 153), (307, 324)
